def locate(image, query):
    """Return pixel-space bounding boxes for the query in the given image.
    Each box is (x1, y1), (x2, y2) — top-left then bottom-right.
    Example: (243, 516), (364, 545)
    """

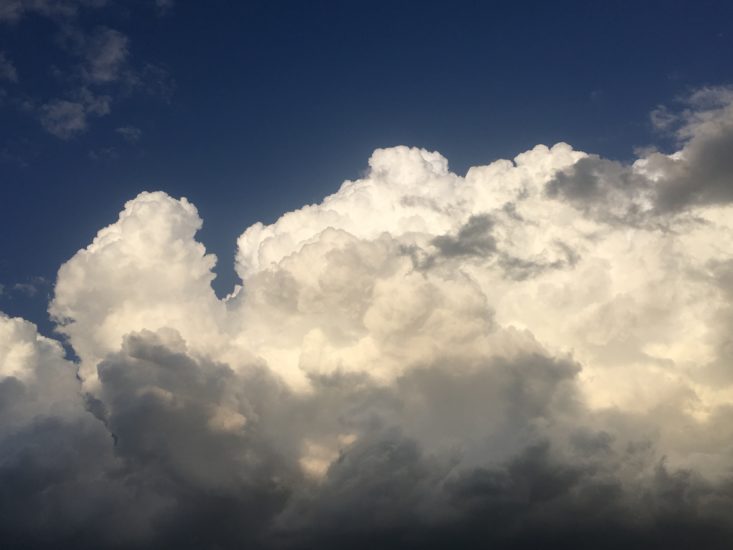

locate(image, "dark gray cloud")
(651, 118), (733, 211)
(432, 215), (497, 258)
(497, 239), (580, 281)
(545, 155), (651, 224)
(429, 213), (579, 281)
(3, 321), (733, 549)
(546, 87), (733, 220)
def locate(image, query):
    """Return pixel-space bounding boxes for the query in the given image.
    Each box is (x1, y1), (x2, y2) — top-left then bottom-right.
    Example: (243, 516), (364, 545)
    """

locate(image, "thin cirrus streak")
(3, 87), (733, 549)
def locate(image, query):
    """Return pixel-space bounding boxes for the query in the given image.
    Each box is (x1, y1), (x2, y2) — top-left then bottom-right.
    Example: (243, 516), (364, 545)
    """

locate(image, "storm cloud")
(3, 89), (733, 548)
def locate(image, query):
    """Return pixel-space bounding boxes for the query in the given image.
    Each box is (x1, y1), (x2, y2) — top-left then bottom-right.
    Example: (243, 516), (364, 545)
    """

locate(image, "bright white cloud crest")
(4, 90), (733, 548)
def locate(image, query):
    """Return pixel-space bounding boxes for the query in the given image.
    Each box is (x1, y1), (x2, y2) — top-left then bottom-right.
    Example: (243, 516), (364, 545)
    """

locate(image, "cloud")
(432, 214), (497, 258)
(82, 27), (129, 83)
(0, 314), (121, 546)
(38, 89), (110, 139)
(39, 99), (87, 138)
(10, 276), (48, 297)
(115, 125), (142, 142)
(549, 86), (733, 216)
(0, 51), (17, 82)
(154, 0), (174, 15)
(5, 89), (733, 547)
(88, 145), (118, 160)
(50, 191), (225, 383)
(41, 100), (87, 139)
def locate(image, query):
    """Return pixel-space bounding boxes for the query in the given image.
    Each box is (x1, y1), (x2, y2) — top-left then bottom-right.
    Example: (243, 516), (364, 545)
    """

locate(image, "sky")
(3, 1), (733, 549)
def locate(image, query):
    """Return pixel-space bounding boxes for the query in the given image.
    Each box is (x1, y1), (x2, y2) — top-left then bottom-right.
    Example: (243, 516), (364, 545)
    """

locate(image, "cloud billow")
(3, 89), (733, 548)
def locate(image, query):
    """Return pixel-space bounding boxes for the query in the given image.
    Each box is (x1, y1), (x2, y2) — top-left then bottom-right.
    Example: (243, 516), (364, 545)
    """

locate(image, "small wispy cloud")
(0, 51), (18, 82)
(39, 89), (110, 139)
(155, 0), (174, 15)
(88, 146), (118, 160)
(115, 125), (142, 143)
(0, 276), (49, 298)
(82, 27), (129, 84)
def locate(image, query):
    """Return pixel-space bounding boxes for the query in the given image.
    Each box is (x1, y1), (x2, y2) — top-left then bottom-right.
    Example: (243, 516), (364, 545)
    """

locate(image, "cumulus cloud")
(4, 89), (733, 547)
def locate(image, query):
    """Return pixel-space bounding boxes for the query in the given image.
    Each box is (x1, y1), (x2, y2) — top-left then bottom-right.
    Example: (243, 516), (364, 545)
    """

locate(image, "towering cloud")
(3, 89), (733, 548)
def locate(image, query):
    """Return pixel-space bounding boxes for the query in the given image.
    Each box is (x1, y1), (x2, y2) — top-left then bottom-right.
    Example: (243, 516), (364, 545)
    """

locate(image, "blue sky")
(2, 0), (733, 332)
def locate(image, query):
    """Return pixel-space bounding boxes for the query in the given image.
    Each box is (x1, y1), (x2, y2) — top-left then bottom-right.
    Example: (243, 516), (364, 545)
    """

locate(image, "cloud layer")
(3, 89), (733, 548)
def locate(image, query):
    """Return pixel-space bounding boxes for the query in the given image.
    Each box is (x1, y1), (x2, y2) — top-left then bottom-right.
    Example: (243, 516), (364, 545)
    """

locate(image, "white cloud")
(50, 191), (227, 383)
